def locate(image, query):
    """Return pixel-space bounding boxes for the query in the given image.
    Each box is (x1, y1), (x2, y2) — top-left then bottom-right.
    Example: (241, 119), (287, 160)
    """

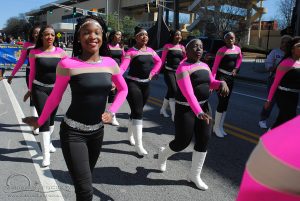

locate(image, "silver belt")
(126, 75), (150, 83)
(278, 86), (300, 93)
(64, 116), (103, 132)
(165, 66), (176, 71)
(33, 80), (54, 87)
(176, 99), (208, 106)
(218, 69), (233, 76)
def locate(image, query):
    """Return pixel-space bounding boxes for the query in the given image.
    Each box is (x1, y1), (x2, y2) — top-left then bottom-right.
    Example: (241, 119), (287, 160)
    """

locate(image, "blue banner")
(0, 44), (28, 69)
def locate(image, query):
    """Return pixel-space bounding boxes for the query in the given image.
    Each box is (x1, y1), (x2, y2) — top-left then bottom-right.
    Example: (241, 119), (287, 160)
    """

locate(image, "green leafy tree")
(3, 15), (31, 39)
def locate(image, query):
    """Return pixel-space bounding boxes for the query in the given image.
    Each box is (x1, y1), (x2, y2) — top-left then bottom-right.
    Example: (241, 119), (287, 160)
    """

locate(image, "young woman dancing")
(120, 26), (162, 156)
(24, 25), (67, 166)
(23, 15), (127, 201)
(157, 39), (229, 190)
(159, 30), (186, 121)
(107, 30), (125, 126)
(211, 31), (242, 138)
(7, 25), (41, 134)
(264, 37), (300, 129)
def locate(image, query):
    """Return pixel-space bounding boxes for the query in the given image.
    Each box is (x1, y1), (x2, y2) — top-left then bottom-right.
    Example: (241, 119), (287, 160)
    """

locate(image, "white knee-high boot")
(30, 106), (39, 135)
(40, 131), (51, 167)
(213, 111), (224, 138)
(157, 145), (175, 172)
(132, 119), (148, 156)
(127, 118), (135, 146)
(111, 113), (120, 126)
(160, 98), (170, 117)
(49, 125), (56, 153)
(187, 151), (208, 190)
(169, 98), (176, 122)
(220, 112), (227, 136)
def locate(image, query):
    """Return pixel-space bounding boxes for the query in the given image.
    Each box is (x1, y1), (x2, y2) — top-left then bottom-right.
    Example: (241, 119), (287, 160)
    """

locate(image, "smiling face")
(135, 30), (148, 46)
(173, 31), (182, 44)
(78, 20), (103, 55)
(42, 28), (55, 47)
(186, 39), (203, 62)
(224, 32), (235, 48)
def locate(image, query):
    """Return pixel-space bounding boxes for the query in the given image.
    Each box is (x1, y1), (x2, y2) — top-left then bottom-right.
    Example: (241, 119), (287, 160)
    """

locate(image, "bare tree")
(278, 0), (296, 29)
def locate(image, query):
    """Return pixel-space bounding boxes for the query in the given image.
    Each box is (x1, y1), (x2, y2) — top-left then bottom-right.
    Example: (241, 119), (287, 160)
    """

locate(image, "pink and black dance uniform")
(169, 61), (222, 152)
(120, 47), (162, 121)
(36, 57), (127, 201)
(161, 43), (186, 100)
(10, 42), (35, 105)
(29, 47), (67, 132)
(212, 45), (242, 112)
(266, 58), (300, 128)
(237, 116), (300, 201)
(107, 43), (125, 103)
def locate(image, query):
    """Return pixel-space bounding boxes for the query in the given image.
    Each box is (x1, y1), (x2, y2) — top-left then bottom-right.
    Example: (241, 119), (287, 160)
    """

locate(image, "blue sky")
(0, 0), (278, 29)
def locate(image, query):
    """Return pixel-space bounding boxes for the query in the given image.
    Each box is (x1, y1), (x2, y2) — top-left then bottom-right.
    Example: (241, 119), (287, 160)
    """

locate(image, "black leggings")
(32, 84), (58, 132)
(126, 79), (150, 120)
(169, 102), (212, 152)
(216, 73), (234, 112)
(60, 122), (104, 201)
(25, 68), (34, 107)
(163, 70), (177, 99)
(272, 90), (299, 128)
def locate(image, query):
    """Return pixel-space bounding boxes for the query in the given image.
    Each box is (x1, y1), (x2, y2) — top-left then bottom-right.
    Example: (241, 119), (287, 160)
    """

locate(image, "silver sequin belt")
(63, 116), (103, 132)
(33, 80), (54, 87)
(176, 99), (208, 106)
(126, 75), (150, 83)
(218, 69), (233, 76)
(278, 86), (300, 93)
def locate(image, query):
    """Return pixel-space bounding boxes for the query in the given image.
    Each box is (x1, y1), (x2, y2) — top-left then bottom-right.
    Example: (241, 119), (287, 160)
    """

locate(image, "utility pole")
(295, 0), (300, 35)
(173, 0), (179, 30)
(157, 0), (164, 49)
(106, 0), (109, 25)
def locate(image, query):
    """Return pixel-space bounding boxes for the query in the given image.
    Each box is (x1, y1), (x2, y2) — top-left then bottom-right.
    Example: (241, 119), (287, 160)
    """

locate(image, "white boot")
(160, 98), (170, 117)
(49, 125), (56, 153)
(132, 119), (148, 156)
(127, 118), (135, 146)
(220, 112), (227, 136)
(187, 151), (208, 190)
(213, 111), (224, 138)
(111, 113), (120, 126)
(41, 131), (51, 167)
(30, 106), (39, 135)
(169, 98), (176, 122)
(157, 145), (175, 172)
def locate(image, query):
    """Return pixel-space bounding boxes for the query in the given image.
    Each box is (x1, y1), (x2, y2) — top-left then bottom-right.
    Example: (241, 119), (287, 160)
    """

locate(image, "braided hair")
(72, 15), (109, 57)
(34, 25), (57, 49)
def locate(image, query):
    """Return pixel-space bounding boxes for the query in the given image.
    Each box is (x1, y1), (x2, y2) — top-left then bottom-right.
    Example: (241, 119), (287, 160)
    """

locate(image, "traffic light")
(73, 7), (76, 16)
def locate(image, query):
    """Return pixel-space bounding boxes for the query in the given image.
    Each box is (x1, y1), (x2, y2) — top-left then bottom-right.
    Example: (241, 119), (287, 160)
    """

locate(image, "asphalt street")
(0, 67), (299, 201)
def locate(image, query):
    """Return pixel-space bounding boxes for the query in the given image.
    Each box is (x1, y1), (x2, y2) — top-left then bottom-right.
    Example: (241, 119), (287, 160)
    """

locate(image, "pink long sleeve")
(150, 49), (162, 76)
(11, 42), (33, 76)
(37, 75), (70, 126)
(120, 52), (131, 75)
(212, 48), (224, 78)
(235, 46), (243, 69)
(160, 44), (169, 67)
(267, 59), (293, 102)
(177, 75), (203, 115)
(209, 72), (222, 90)
(108, 73), (128, 113)
(28, 53), (36, 91)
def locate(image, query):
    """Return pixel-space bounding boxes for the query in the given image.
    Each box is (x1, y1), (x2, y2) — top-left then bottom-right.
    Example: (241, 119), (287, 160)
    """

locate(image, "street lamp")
(266, 21), (272, 50)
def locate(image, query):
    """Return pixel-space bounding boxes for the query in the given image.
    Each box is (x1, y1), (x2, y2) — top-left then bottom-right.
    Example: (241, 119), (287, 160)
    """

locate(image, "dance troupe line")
(4, 14), (300, 201)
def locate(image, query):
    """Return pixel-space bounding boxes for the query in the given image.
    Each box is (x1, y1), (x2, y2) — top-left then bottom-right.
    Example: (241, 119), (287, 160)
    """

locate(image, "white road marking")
(3, 80), (65, 201)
